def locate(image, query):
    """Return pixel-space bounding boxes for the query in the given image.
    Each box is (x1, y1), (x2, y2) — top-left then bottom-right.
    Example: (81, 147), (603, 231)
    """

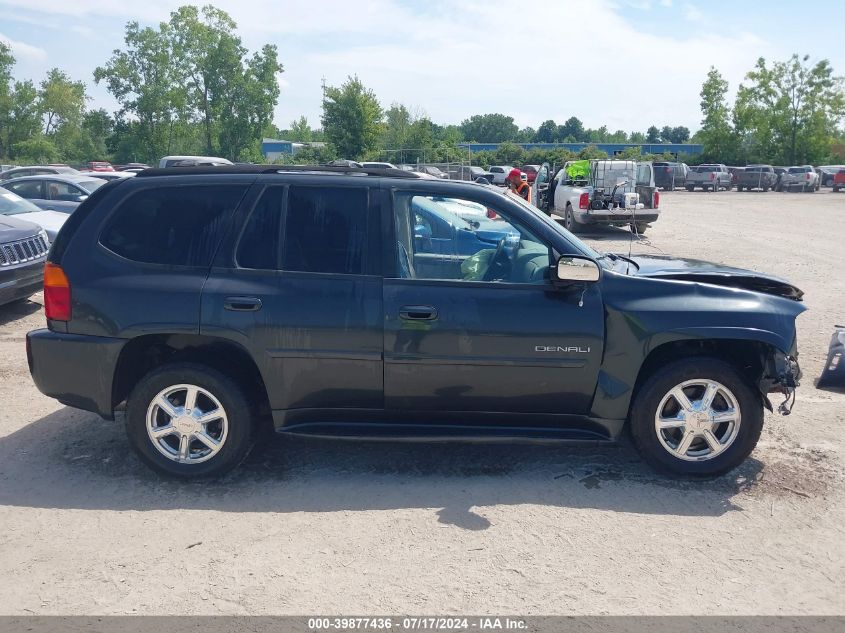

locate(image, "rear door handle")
(224, 296), (262, 312)
(399, 305), (438, 321)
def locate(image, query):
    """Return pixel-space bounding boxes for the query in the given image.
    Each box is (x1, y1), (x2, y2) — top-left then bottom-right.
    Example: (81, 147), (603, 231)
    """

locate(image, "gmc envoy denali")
(26, 166), (804, 478)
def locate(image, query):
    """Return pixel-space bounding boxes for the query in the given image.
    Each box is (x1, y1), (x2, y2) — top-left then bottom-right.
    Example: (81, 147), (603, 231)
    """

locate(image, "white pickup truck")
(532, 160), (660, 234)
(777, 165), (820, 192)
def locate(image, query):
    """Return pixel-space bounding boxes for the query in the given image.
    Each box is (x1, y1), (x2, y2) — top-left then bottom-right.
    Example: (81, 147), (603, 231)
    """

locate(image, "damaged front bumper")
(760, 350), (801, 415)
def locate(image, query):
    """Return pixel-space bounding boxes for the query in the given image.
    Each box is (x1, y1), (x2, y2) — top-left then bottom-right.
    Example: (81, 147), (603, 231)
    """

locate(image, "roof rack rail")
(136, 164), (422, 178)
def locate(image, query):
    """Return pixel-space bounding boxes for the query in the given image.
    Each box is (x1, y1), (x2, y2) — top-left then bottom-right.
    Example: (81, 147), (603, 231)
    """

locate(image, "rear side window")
(282, 186), (371, 275)
(100, 185), (246, 267)
(6, 180), (42, 198)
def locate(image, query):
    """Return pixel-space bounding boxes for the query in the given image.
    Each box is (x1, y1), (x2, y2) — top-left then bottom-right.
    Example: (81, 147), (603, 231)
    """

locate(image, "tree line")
(697, 55), (845, 165)
(2, 3), (843, 168)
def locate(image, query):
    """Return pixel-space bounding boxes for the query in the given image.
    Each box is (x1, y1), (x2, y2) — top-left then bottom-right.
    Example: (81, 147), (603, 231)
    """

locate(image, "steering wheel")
(482, 238), (510, 282)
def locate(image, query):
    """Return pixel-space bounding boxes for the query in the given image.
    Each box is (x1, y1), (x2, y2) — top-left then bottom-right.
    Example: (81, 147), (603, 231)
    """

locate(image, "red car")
(521, 164), (540, 183)
(87, 161), (115, 172)
(833, 169), (845, 192)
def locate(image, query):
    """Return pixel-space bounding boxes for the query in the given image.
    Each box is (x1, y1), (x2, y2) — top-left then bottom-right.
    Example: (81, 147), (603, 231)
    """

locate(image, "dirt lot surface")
(0, 189), (843, 615)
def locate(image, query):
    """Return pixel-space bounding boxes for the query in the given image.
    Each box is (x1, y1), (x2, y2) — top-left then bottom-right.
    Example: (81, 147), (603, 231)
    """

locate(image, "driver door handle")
(224, 296), (262, 312)
(399, 305), (438, 321)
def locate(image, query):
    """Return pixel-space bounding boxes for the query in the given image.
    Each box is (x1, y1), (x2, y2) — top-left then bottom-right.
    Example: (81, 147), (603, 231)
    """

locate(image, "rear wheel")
(125, 363), (255, 478)
(736, 185), (743, 192)
(564, 204), (581, 233)
(629, 357), (763, 477)
(631, 222), (649, 235)
(685, 185), (694, 192)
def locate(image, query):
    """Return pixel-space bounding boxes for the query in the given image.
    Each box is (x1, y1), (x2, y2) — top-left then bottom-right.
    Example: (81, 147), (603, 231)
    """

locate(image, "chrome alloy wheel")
(145, 384), (228, 464)
(654, 379), (741, 461)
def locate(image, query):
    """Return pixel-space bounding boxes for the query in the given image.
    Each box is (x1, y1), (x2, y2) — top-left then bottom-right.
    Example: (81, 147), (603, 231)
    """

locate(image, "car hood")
(628, 254), (804, 300)
(0, 214), (42, 240)
(12, 211), (65, 239)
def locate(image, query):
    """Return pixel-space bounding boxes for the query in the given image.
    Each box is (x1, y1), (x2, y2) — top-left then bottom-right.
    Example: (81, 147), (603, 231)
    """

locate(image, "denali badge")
(535, 345), (591, 353)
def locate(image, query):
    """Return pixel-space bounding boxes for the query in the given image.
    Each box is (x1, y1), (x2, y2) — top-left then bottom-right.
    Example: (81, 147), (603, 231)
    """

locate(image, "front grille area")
(0, 234), (48, 267)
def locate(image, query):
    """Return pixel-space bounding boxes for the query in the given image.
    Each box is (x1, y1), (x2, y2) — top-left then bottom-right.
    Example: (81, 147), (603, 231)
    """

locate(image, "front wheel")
(629, 357), (763, 477)
(125, 363), (256, 478)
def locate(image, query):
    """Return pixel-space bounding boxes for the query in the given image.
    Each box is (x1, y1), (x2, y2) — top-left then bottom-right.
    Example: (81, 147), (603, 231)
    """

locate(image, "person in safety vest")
(506, 168), (531, 203)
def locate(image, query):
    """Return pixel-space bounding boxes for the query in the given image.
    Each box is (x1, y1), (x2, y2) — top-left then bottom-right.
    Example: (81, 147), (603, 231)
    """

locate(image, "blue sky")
(1, 0), (843, 134)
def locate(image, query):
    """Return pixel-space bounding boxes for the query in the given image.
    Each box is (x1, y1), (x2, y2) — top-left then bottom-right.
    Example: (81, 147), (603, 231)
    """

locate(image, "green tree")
(607, 129), (628, 143)
(40, 68), (86, 136)
(558, 117), (585, 142)
(646, 125), (660, 143)
(536, 119), (557, 143)
(321, 75), (383, 159)
(493, 141), (526, 165)
(13, 135), (58, 163)
(95, 20), (189, 162)
(577, 144), (608, 159)
(288, 115), (312, 142)
(736, 55), (845, 164)
(459, 113), (517, 143)
(0, 42), (15, 158)
(169, 5), (282, 160)
(698, 67), (735, 161)
(0, 45), (42, 160)
(381, 103), (412, 149)
(629, 131), (646, 143)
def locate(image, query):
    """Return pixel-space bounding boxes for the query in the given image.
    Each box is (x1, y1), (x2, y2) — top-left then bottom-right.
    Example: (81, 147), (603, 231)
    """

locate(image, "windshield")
(501, 189), (604, 261)
(0, 188), (42, 214)
(79, 179), (105, 191)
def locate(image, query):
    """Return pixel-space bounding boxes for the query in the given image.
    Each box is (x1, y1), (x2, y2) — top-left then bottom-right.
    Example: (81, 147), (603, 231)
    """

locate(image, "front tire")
(629, 357), (763, 477)
(125, 363), (255, 478)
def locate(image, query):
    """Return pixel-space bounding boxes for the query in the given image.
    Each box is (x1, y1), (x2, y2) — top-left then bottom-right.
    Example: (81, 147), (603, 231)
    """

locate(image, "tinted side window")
(101, 185), (246, 266)
(282, 186), (370, 275)
(237, 187), (284, 270)
(6, 180), (42, 199)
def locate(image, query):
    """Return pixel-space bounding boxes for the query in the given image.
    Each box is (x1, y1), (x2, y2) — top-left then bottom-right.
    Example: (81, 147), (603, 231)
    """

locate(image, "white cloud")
(0, 32), (47, 62)
(683, 2), (704, 21)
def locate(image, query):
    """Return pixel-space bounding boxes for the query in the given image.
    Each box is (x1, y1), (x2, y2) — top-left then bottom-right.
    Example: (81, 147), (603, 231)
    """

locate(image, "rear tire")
(629, 357), (763, 477)
(736, 185), (743, 192)
(685, 185), (694, 192)
(564, 205), (581, 233)
(125, 363), (255, 478)
(631, 222), (648, 235)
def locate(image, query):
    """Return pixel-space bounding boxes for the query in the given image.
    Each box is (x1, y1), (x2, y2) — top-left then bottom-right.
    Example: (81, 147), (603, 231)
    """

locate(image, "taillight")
(486, 208), (498, 220)
(579, 192), (590, 210)
(44, 262), (71, 321)
(653, 191), (660, 208)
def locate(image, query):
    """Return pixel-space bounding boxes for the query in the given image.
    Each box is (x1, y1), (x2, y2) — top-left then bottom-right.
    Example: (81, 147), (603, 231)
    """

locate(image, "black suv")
(27, 166), (805, 479)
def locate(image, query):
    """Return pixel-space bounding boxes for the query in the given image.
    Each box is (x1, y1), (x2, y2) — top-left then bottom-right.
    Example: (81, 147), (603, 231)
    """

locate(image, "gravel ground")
(0, 188), (843, 615)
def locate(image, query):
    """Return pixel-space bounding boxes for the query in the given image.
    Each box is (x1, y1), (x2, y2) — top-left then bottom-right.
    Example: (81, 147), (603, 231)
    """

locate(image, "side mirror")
(555, 255), (600, 284)
(75, 195), (89, 202)
(414, 224), (433, 250)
